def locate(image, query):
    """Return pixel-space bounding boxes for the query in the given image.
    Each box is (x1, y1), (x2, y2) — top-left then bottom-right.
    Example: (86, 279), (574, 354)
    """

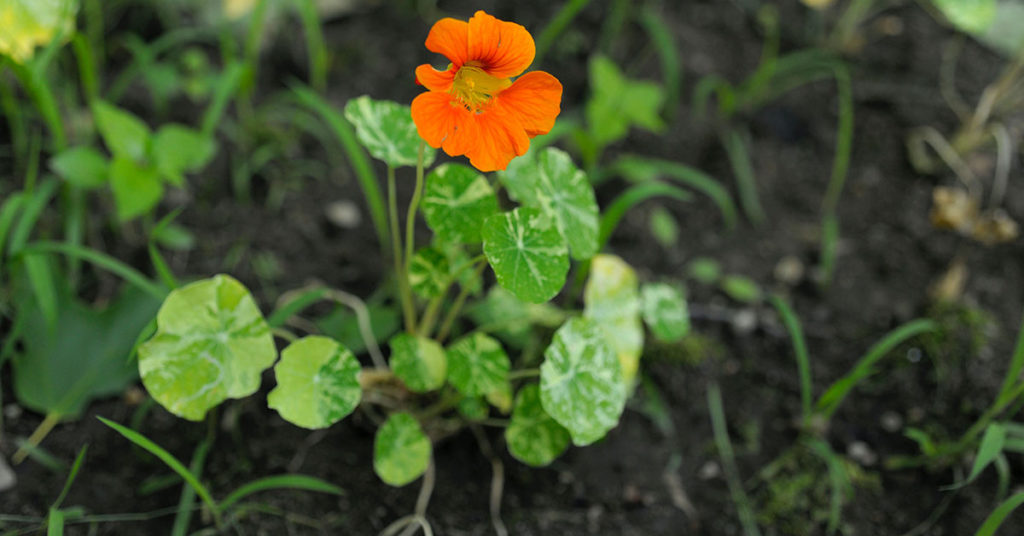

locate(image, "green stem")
(389, 166), (416, 333)
(403, 143), (427, 331)
(436, 262), (487, 343)
(418, 255), (486, 338)
(507, 368), (540, 381)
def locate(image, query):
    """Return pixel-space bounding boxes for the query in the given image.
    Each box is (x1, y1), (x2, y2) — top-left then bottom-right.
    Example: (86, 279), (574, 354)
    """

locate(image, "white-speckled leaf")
(482, 208), (569, 303)
(0, 0), (77, 64)
(343, 96), (435, 168)
(446, 332), (510, 396)
(138, 275), (276, 421)
(422, 164), (499, 244)
(500, 148), (599, 260)
(641, 283), (690, 343)
(267, 336), (361, 429)
(584, 255), (644, 384)
(389, 333), (446, 393)
(506, 383), (570, 466)
(540, 317), (626, 446)
(933, 0), (996, 34)
(374, 412), (431, 486)
(408, 247), (449, 299)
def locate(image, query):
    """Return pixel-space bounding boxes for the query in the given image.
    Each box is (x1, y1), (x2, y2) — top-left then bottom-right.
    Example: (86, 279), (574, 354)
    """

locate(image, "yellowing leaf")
(0, 0), (77, 64)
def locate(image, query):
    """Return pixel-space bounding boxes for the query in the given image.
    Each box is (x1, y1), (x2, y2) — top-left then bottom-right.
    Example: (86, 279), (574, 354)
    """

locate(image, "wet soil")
(4, 0), (1024, 534)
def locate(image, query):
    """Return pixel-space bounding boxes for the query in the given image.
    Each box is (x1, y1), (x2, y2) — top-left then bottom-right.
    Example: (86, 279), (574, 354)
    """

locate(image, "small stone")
(847, 441), (877, 466)
(325, 200), (362, 229)
(906, 347), (922, 363)
(698, 461), (721, 480)
(123, 386), (146, 406)
(773, 255), (805, 286)
(731, 309), (758, 336)
(908, 407), (926, 423)
(880, 411), (903, 433)
(0, 456), (15, 492)
(3, 404), (22, 420)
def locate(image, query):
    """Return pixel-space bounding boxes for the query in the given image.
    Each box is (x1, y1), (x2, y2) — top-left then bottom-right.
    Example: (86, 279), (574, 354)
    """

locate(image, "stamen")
(451, 64), (511, 112)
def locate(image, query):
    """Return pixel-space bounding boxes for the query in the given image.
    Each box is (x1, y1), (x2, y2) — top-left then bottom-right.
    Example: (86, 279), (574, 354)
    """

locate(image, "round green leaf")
(641, 283), (690, 343)
(343, 96), (436, 168)
(267, 336), (361, 429)
(933, 0), (996, 34)
(389, 333), (446, 393)
(152, 124), (216, 186)
(446, 332), (510, 397)
(92, 101), (151, 161)
(457, 396), (489, 421)
(540, 317), (626, 446)
(721, 275), (762, 303)
(422, 163), (499, 244)
(408, 247), (449, 299)
(110, 157), (163, 222)
(50, 146), (109, 189)
(506, 384), (570, 467)
(482, 208), (569, 304)
(374, 412), (431, 486)
(0, 0), (77, 64)
(584, 255), (644, 384)
(138, 275), (276, 421)
(500, 148), (599, 260)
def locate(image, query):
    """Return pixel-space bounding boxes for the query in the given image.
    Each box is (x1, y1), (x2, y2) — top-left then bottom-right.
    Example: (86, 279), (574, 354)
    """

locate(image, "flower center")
(451, 64), (511, 112)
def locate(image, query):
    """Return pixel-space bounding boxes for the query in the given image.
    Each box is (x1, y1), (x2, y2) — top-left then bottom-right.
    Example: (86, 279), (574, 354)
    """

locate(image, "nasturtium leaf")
(584, 255), (644, 384)
(267, 336), (361, 429)
(110, 156), (163, 222)
(457, 396), (489, 421)
(932, 0), (996, 34)
(486, 381), (514, 414)
(482, 208), (569, 303)
(446, 332), (510, 397)
(977, 2), (1024, 57)
(138, 274), (276, 421)
(438, 240), (483, 296)
(720, 275), (762, 303)
(389, 333), (446, 393)
(466, 287), (566, 347)
(316, 304), (400, 354)
(0, 0), (77, 64)
(12, 283), (160, 418)
(540, 317), (626, 446)
(374, 412), (431, 486)
(92, 101), (151, 161)
(422, 164), (499, 244)
(152, 124), (216, 186)
(49, 146), (109, 189)
(641, 283), (690, 343)
(505, 384), (570, 467)
(343, 95), (436, 168)
(408, 247), (449, 299)
(586, 55), (665, 147)
(500, 148), (599, 260)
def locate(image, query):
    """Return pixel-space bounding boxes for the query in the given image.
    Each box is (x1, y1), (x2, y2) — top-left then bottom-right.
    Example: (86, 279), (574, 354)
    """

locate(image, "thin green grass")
(534, 0), (592, 65)
(707, 382), (762, 536)
(598, 182), (692, 248)
(770, 295), (812, 426)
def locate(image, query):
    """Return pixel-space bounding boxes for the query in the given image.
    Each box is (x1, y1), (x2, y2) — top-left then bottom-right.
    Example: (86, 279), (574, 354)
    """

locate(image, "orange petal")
(494, 71), (562, 137)
(467, 11), (535, 79)
(411, 91), (480, 158)
(425, 18), (469, 67)
(466, 105), (529, 172)
(415, 64), (456, 92)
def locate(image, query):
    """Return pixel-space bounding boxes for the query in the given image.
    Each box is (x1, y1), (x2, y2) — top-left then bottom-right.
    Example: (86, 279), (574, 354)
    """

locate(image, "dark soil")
(4, 1), (1024, 534)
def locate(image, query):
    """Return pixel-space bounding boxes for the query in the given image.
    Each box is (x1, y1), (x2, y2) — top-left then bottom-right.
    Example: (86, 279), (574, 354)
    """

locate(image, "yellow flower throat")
(451, 64), (511, 112)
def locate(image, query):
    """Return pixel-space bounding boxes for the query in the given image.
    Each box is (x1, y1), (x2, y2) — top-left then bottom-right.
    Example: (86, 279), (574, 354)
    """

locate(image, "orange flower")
(411, 11), (562, 172)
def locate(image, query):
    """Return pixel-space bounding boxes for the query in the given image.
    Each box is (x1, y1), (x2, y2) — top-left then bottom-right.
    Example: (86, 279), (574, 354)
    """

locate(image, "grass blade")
(290, 84), (388, 251)
(819, 64), (853, 284)
(23, 252), (58, 327)
(707, 382), (762, 536)
(770, 295), (812, 425)
(806, 438), (851, 535)
(218, 475), (343, 512)
(997, 308), (1024, 404)
(294, 0), (329, 92)
(171, 437), (211, 536)
(7, 179), (58, 256)
(20, 241), (167, 300)
(51, 445), (88, 510)
(598, 181), (692, 248)
(97, 416), (220, 522)
(267, 287), (327, 328)
(534, 0), (592, 65)
(46, 508), (64, 536)
(640, 6), (681, 118)
(975, 490), (1024, 536)
(722, 127), (764, 225)
(614, 155), (738, 228)
(816, 319), (938, 419)
(201, 61), (245, 138)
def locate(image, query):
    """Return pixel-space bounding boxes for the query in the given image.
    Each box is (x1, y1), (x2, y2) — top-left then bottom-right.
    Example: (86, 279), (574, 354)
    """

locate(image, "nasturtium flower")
(412, 11), (562, 172)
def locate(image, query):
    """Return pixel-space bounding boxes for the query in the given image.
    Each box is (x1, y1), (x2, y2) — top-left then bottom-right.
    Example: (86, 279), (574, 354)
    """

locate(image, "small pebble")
(0, 456), (15, 492)
(698, 461), (721, 480)
(3, 404), (22, 420)
(731, 309), (758, 336)
(880, 411), (903, 433)
(847, 441), (878, 466)
(325, 200), (362, 228)
(773, 255), (805, 286)
(906, 347), (922, 363)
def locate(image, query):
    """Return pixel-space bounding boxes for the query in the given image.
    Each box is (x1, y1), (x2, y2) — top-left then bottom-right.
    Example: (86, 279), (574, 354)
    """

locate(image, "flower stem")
(389, 165), (416, 333)
(436, 262), (488, 343)
(402, 143), (427, 332)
